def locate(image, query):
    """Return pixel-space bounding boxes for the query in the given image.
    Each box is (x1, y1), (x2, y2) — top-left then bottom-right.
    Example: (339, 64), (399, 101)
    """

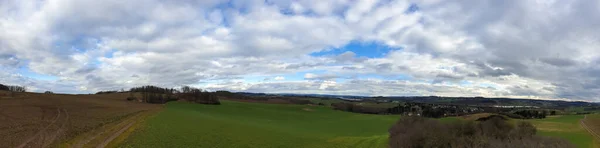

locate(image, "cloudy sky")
(1, 0), (599, 101)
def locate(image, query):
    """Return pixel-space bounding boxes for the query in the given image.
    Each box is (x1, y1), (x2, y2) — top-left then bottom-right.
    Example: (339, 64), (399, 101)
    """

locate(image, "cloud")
(304, 73), (339, 80)
(274, 76), (285, 81)
(1, 0), (599, 101)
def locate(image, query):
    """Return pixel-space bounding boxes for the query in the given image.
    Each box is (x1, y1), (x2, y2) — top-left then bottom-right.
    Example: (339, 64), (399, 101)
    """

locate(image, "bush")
(389, 116), (574, 148)
(44, 91), (54, 94)
(126, 97), (137, 101)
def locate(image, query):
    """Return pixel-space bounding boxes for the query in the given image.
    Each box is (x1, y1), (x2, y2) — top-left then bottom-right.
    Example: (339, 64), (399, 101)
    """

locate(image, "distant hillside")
(232, 92), (599, 109)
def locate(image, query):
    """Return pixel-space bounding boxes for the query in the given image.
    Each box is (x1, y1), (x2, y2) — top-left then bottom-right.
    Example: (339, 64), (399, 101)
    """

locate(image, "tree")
(7, 85), (26, 92)
(0, 84), (8, 91)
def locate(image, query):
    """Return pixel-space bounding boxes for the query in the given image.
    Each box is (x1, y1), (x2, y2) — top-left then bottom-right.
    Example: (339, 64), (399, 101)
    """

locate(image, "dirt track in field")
(581, 115), (600, 141)
(0, 91), (159, 148)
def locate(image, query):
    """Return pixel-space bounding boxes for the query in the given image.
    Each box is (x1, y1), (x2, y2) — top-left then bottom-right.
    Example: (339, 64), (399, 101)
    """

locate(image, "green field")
(305, 98), (344, 106)
(121, 100), (399, 148)
(528, 115), (598, 148)
(119, 100), (597, 147)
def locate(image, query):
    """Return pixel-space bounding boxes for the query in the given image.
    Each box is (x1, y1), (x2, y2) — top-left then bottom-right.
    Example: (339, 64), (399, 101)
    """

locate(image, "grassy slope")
(121, 100), (399, 148)
(528, 115), (597, 148)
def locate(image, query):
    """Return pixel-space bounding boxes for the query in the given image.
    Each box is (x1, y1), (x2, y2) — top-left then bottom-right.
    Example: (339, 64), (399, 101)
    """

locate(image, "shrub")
(44, 91), (54, 94)
(126, 97), (137, 101)
(389, 116), (574, 148)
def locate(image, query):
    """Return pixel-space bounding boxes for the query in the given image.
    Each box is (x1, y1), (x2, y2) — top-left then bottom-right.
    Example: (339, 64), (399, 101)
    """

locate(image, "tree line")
(512, 110), (549, 119)
(124, 85), (220, 105)
(178, 86), (220, 105)
(0, 83), (26, 92)
(331, 101), (558, 119)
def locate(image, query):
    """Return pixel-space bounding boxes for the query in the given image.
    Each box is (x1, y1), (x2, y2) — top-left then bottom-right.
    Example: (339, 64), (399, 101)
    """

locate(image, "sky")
(1, 0), (600, 101)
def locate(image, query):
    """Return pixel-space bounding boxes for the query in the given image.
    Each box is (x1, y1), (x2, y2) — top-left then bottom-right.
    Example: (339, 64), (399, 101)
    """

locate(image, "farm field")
(120, 100), (399, 148)
(528, 115), (599, 148)
(0, 91), (159, 148)
(582, 114), (600, 144)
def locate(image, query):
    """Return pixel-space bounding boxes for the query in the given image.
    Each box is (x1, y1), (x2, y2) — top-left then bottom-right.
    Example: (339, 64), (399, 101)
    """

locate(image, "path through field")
(16, 107), (69, 148)
(581, 115), (600, 141)
(72, 110), (156, 148)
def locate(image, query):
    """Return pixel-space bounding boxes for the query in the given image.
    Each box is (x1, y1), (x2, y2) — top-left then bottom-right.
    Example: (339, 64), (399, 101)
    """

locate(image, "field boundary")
(70, 109), (161, 148)
(581, 115), (600, 141)
(97, 121), (135, 148)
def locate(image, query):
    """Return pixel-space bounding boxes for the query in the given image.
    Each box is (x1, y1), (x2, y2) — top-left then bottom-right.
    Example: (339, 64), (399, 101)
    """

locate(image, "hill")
(120, 100), (399, 148)
(234, 92), (600, 110)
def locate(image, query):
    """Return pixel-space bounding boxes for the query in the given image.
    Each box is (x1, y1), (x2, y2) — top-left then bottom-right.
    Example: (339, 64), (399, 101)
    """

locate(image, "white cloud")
(274, 76), (285, 81)
(1, 0), (599, 101)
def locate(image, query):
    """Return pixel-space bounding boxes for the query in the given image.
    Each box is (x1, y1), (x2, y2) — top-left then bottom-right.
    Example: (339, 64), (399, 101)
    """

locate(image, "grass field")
(120, 100), (399, 148)
(528, 115), (598, 148)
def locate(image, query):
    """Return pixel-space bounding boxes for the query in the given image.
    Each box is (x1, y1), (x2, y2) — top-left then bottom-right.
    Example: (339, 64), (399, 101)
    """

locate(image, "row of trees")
(513, 110), (549, 119)
(125, 85), (220, 105)
(96, 90), (120, 94)
(331, 102), (482, 117)
(129, 85), (178, 104)
(331, 102), (388, 114)
(334, 101), (556, 119)
(178, 86), (220, 105)
(389, 116), (574, 148)
(0, 84), (26, 92)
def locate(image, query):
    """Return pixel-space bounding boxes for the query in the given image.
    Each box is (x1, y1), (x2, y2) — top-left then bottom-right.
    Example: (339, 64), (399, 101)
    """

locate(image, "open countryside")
(2, 87), (599, 148)
(3, 0), (600, 148)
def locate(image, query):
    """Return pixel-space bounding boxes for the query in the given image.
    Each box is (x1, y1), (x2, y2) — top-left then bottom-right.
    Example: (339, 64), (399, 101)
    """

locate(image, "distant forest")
(0, 84), (26, 92)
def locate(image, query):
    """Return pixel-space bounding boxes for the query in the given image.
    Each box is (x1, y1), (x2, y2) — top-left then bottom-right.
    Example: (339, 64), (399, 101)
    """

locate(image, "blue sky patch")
(405, 3), (419, 14)
(310, 40), (401, 58)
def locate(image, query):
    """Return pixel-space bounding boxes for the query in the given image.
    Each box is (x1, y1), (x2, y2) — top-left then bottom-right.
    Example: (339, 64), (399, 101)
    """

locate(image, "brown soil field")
(582, 114), (600, 141)
(0, 91), (160, 148)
